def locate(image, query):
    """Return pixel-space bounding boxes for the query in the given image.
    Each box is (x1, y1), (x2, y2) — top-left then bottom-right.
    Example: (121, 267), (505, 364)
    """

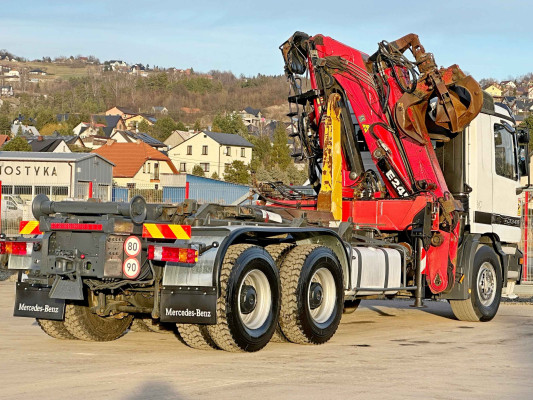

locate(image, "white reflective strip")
(153, 246), (163, 261)
(26, 242), (33, 256)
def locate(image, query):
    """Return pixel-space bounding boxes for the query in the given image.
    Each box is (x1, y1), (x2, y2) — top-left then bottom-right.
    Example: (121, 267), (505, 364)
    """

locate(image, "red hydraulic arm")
(279, 32), (483, 294)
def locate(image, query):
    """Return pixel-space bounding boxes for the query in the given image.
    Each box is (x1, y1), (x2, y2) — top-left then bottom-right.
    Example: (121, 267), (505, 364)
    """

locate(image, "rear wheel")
(450, 245), (502, 322)
(265, 243), (295, 343)
(177, 324), (218, 350)
(37, 319), (77, 340)
(279, 245), (344, 345)
(131, 317), (174, 333)
(64, 303), (133, 341)
(208, 244), (280, 352)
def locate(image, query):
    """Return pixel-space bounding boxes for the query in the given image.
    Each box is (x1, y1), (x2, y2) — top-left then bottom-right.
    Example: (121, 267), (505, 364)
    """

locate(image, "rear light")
(147, 245), (198, 264)
(0, 241), (33, 256)
(50, 223), (103, 231)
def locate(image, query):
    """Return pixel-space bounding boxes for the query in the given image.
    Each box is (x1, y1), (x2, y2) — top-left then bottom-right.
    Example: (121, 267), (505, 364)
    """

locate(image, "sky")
(0, 0), (531, 81)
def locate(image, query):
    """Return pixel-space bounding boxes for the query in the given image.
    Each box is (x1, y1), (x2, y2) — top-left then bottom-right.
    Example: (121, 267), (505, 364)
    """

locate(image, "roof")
(152, 106), (166, 111)
(28, 138), (66, 152)
(92, 141), (177, 177)
(11, 124), (39, 136)
(243, 106), (261, 117)
(113, 130), (166, 148)
(203, 131), (254, 147)
(0, 151), (114, 164)
(0, 135), (9, 147)
(111, 106), (136, 115)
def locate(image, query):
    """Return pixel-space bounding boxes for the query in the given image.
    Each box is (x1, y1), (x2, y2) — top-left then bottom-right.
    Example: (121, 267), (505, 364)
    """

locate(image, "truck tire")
(130, 318), (152, 332)
(265, 243), (295, 343)
(131, 317), (174, 333)
(279, 245), (344, 345)
(177, 324), (219, 350)
(208, 244), (280, 352)
(63, 303), (133, 341)
(37, 319), (78, 340)
(450, 245), (502, 322)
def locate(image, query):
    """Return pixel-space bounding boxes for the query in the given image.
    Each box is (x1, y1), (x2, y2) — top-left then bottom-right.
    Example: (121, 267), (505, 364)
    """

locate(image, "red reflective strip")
(19, 221), (29, 232)
(50, 223), (103, 231)
(159, 224), (175, 239)
(181, 225), (192, 237)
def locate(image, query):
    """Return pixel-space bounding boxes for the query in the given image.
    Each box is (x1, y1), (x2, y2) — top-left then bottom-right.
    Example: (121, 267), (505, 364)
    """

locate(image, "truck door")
(469, 114), (494, 235)
(491, 121), (521, 243)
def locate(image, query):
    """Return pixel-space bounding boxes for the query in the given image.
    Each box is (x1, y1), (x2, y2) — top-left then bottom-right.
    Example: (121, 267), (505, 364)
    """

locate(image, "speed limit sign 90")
(124, 236), (141, 257)
(123, 257), (141, 279)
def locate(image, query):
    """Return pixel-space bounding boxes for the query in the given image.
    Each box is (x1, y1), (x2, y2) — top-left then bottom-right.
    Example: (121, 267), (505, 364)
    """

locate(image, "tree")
(211, 171), (220, 180)
(193, 119), (202, 132)
(40, 122), (65, 136)
(271, 123), (292, 169)
(250, 134), (272, 171)
(151, 116), (178, 142)
(211, 113), (248, 137)
(0, 114), (10, 134)
(519, 114), (533, 152)
(224, 160), (250, 185)
(192, 165), (205, 177)
(176, 121), (187, 131)
(3, 136), (31, 151)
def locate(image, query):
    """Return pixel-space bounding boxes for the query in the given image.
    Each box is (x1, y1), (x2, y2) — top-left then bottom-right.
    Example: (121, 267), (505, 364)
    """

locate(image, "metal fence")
(0, 182), (98, 237)
(1, 180), (254, 237)
(112, 182), (253, 205)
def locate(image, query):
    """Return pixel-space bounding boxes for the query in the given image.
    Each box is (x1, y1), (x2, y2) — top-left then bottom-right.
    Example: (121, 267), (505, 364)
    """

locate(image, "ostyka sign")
(0, 161), (70, 183)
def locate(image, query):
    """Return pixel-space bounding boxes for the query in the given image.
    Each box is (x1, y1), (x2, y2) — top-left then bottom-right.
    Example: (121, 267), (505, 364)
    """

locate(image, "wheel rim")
(238, 269), (271, 333)
(307, 267), (336, 326)
(477, 261), (496, 307)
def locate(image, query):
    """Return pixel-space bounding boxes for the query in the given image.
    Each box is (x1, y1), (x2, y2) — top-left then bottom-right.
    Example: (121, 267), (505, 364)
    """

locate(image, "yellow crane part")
(317, 93), (343, 220)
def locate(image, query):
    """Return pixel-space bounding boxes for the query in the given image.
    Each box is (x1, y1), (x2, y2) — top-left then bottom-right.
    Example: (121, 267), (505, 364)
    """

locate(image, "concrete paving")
(1, 281), (532, 400)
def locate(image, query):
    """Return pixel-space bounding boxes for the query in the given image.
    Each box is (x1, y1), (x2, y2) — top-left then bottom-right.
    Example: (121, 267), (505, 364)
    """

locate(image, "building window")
(241, 147), (246, 157)
(180, 162), (186, 172)
(52, 186), (68, 196)
(225, 146), (231, 156)
(127, 183), (136, 189)
(494, 124), (517, 180)
(187, 145), (192, 155)
(14, 186), (31, 195)
(202, 145), (208, 155)
(143, 164), (146, 173)
(200, 163), (210, 172)
(35, 186), (51, 195)
(224, 163), (231, 172)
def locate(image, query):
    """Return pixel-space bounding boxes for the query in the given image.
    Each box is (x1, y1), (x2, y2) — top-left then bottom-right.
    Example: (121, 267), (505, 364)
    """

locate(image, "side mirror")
(518, 146), (528, 176)
(518, 128), (530, 145)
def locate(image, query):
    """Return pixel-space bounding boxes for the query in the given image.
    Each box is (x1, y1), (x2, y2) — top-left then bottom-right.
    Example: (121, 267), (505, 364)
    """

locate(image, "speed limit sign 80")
(124, 236), (141, 257)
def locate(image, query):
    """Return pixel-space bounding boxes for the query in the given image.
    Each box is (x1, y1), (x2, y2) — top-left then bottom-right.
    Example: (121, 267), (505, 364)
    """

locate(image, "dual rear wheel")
(178, 243), (344, 352)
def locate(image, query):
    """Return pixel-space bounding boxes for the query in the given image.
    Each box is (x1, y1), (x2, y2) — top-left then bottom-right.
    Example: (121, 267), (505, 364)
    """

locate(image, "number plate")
(160, 287), (216, 324)
(14, 282), (65, 320)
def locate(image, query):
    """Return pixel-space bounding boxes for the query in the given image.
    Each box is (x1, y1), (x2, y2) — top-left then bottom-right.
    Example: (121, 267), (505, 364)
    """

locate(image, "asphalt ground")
(1, 281), (532, 400)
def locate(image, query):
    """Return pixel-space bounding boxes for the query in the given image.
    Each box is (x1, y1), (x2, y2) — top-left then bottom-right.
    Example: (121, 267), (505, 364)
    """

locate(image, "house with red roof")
(92, 140), (178, 188)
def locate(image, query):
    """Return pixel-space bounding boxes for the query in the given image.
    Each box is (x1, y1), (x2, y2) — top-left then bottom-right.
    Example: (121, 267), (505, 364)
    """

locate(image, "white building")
(168, 131), (253, 177)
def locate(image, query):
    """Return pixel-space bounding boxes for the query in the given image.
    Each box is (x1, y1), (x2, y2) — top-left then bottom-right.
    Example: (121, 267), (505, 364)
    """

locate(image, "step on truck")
(5, 32), (527, 352)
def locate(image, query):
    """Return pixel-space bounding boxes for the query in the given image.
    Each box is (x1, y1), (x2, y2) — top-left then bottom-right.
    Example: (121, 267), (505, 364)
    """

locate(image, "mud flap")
(49, 274), (84, 300)
(14, 282), (65, 320)
(160, 286), (216, 324)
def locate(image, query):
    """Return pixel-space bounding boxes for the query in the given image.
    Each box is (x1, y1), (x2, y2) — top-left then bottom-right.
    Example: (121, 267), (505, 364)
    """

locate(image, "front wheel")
(450, 245), (502, 322)
(207, 244), (280, 352)
(279, 245), (344, 344)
